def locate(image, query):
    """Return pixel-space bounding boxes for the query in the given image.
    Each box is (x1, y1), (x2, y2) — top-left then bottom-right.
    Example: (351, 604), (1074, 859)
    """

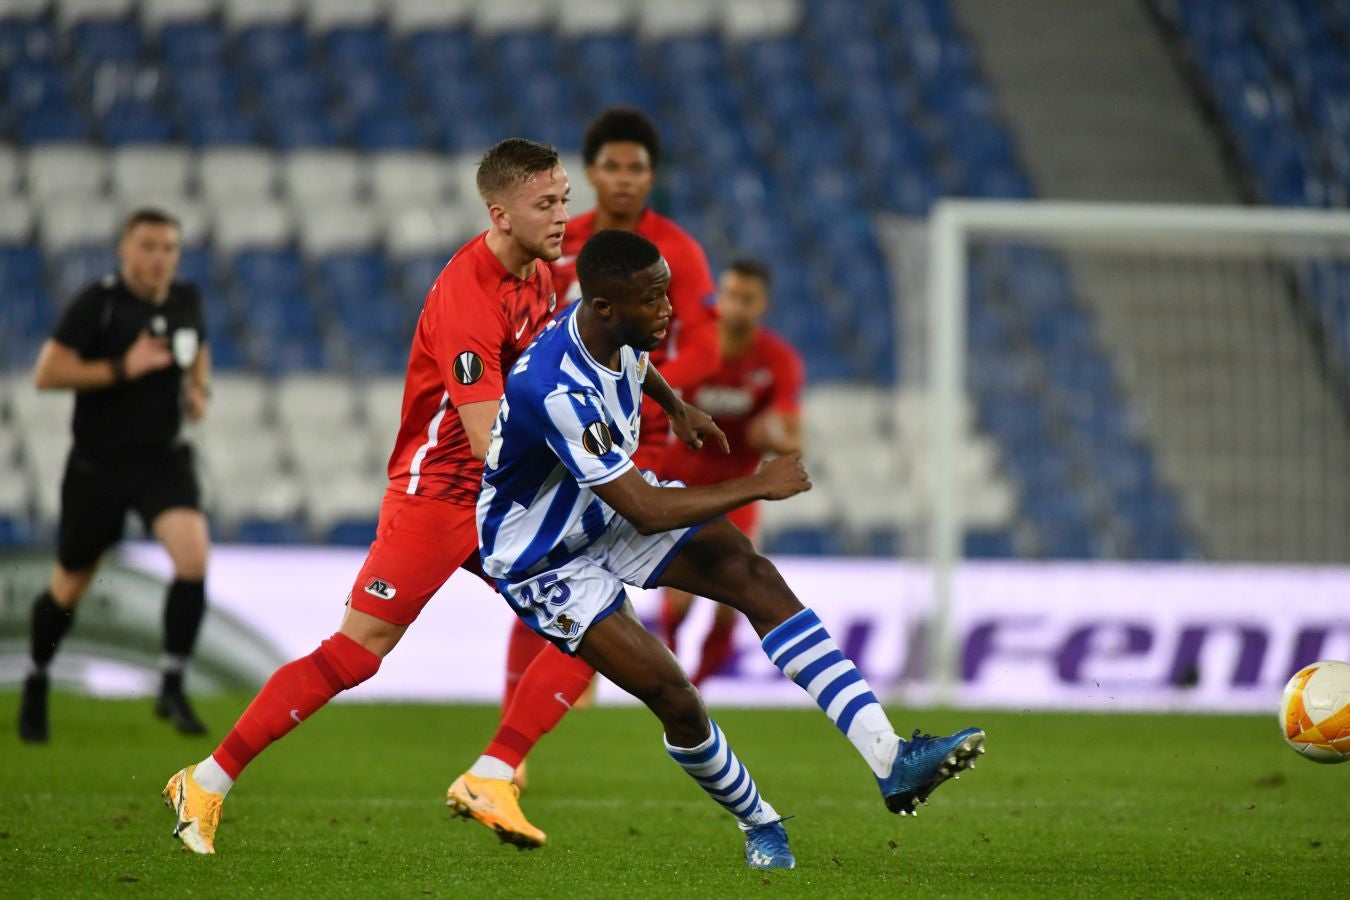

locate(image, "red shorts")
(348, 489), (481, 626)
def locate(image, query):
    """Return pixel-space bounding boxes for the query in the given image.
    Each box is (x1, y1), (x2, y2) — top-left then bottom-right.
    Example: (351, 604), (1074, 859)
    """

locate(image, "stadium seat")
(304, 0), (382, 32)
(296, 202), (380, 256)
(25, 142), (107, 201)
(210, 200), (291, 258)
(38, 199), (119, 254)
(388, 0), (474, 33)
(56, 0), (136, 27)
(557, 0), (633, 35)
(109, 144), (193, 200)
(324, 517), (377, 546)
(282, 149), (365, 205)
(473, 0), (555, 34)
(198, 147), (277, 203)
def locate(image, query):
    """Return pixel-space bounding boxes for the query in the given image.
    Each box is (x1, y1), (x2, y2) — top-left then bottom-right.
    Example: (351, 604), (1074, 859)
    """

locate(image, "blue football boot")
(879, 727), (985, 815)
(744, 818), (796, 870)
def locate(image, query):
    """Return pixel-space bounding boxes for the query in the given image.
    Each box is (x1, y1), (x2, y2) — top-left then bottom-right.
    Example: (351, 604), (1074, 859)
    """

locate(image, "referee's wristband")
(110, 357), (127, 384)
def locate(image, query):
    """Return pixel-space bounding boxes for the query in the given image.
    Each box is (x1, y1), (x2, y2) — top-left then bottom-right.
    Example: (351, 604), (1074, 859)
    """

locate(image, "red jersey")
(552, 208), (719, 468)
(385, 232), (557, 505)
(663, 326), (804, 485)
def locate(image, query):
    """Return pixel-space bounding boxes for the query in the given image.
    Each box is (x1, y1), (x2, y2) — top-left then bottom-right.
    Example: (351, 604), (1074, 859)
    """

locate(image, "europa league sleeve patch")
(581, 421), (614, 456)
(453, 350), (484, 385)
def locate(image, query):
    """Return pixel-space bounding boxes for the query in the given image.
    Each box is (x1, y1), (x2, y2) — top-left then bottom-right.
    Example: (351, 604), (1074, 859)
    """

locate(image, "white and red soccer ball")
(1280, 660), (1350, 764)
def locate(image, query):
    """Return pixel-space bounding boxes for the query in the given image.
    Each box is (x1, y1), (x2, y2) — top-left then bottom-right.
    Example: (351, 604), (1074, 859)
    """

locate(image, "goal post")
(923, 199), (1350, 700)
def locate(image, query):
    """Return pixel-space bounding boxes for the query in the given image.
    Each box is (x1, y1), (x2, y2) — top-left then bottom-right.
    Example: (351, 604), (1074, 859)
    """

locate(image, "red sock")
(502, 618), (550, 715)
(659, 590), (686, 653)
(691, 618), (737, 687)
(486, 645), (595, 769)
(212, 633), (381, 779)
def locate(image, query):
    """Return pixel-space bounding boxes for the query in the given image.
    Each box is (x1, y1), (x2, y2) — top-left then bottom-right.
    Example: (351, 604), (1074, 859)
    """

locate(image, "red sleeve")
(425, 269), (508, 408)
(767, 334), (805, 414)
(659, 233), (721, 390)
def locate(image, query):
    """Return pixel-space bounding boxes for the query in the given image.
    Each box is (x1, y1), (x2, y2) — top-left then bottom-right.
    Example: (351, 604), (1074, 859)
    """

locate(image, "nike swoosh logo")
(515, 322), (528, 339)
(290, 709), (302, 724)
(465, 785), (479, 800)
(554, 691), (572, 709)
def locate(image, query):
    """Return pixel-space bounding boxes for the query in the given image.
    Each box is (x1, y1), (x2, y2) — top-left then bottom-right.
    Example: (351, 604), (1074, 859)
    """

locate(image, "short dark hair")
(582, 107), (662, 169)
(121, 207), (180, 238)
(476, 138), (561, 203)
(726, 257), (772, 289)
(576, 229), (662, 301)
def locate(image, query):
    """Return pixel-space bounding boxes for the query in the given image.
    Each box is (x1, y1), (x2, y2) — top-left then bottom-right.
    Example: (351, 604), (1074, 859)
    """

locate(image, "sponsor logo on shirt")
(581, 421), (613, 456)
(364, 577), (397, 600)
(453, 351), (484, 385)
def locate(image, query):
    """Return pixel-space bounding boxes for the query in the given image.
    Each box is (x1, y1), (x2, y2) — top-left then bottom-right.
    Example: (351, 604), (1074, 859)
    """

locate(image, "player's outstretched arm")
(641, 363), (729, 452)
(592, 453), (810, 536)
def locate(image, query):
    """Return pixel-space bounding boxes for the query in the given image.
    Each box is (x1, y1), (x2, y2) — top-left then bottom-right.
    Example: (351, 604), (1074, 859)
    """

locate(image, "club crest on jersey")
(581, 421), (613, 456)
(453, 351), (484, 385)
(364, 577), (397, 600)
(555, 613), (579, 637)
(548, 291), (557, 312)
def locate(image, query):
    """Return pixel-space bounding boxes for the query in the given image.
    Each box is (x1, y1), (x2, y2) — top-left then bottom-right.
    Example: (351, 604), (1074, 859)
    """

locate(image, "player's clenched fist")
(755, 452), (811, 501)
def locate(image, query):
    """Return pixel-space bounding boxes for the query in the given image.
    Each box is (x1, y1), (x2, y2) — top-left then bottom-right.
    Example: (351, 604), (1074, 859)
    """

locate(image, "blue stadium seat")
(100, 103), (175, 144)
(237, 24), (310, 72)
(159, 21), (227, 69)
(402, 27), (476, 74)
(0, 18), (58, 69)
(326, 518), (377, 546)
(172, 68), (242, 113)
(765, 527), (846, 556)
(233, 517), (309, 544)
(234, 249), (305, 296)
(50, 247), (118, 301)
(0, 515), (34, 547)
(964, 530), (1016, 559)
(70, 20), (143, 64)
(323, 25), (391, 69)
(182, 112), (260, 147)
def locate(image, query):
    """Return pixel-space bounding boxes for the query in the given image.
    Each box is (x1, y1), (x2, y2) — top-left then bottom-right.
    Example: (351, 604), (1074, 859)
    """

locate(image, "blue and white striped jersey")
(477, 304), (649, 581)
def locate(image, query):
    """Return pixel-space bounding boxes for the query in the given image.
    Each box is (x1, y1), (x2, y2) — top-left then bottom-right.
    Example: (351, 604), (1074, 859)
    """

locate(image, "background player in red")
(659, 258), (804, 685)
(161, 138), (568, 854)
(495, 108), (724, 784)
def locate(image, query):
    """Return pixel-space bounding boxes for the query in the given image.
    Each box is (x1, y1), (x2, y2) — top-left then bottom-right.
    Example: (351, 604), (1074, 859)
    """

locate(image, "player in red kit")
(161, 138), (568, 854)
(659, 258), (804, 684)
(485, 108), (724, 797)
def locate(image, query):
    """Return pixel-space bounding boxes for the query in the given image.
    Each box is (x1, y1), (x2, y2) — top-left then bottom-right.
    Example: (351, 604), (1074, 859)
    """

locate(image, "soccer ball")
(1279, 660), (1350, 764)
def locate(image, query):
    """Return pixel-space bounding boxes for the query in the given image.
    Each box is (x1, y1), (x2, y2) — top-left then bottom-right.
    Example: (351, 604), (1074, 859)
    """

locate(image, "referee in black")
(20, 207), (213, 742)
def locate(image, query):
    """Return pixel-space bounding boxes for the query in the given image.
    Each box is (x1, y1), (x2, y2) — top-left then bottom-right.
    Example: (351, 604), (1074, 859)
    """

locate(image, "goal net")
(911, 200), (1350, 690)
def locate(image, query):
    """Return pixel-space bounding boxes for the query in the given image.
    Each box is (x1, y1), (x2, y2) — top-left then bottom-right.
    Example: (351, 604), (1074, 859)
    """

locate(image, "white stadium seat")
(721, 0), (801, 39)
(303, 0), (382, 31)
(297, 202), (380, 255)
(212, 201), (293, 254)
(369, 151), (450, 209)
(557, 0), (633, 35)
(636, 0), (719, 38)
(25, 143), (107, 202)
(302, 470), (383, 533)
(205, 374), (271, 427)
(360, 375), (406, 450)
(274, 374), (358, 428)
(198, 148), (277, 204)
(388, 0), (475, 33)
(38, 199), (119, 253)
(110, 145), (194, 201)
(55, 0), (134, 25)
(222, 0), (301, 29)
(283, 150), (365, 205)
(140, 0), (221, 29)
(558, 153), (596, 216)
(472, 0), (556, 33)
(383, 205), (467, 259)
(0, 198), (35, 244)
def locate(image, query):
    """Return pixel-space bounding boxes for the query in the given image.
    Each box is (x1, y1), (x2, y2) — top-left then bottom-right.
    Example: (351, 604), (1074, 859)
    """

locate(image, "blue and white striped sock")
(762, 608), (900, 777)
(665, 720), (780, 830)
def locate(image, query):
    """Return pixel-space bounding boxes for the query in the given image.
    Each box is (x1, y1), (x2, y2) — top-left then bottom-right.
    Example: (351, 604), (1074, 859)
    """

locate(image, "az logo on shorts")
(364, 577), (397, 600)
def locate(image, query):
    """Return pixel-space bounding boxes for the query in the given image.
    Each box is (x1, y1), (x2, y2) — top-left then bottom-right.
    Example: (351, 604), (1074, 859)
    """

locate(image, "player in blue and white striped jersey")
(463, 229), (985, 870)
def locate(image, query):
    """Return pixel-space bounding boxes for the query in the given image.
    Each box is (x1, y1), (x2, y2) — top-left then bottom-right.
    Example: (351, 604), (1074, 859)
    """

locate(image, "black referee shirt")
(51, 273), (207, 460)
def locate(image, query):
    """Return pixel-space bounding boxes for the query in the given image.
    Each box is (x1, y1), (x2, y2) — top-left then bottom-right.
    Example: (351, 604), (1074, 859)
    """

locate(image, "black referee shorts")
(57, 443), (202, 571)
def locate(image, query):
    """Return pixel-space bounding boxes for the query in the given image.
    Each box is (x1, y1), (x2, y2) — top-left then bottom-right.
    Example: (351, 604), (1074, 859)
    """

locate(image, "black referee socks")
(29, 591), (75, 670)
(163, 578), (206, 659)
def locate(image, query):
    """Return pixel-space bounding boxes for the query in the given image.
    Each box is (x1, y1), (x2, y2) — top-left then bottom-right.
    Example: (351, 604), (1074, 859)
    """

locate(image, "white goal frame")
(924, 199), (1350, 698)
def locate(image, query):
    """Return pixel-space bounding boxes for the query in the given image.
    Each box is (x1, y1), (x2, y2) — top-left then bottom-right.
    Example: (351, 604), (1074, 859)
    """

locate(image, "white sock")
(468, 755), (514, 781)
(665, 721), (780, 829)
(193, 755), (235, 796)
(762, 608), (903, 777)
(162, 654), (187, 674)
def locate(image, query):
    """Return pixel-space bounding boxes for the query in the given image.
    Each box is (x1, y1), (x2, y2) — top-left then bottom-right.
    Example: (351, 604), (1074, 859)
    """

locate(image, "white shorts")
(497, 488), (702, 654)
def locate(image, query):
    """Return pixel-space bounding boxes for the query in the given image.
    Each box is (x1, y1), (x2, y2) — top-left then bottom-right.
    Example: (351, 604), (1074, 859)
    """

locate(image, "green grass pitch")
(1, 693), (1345, 898)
